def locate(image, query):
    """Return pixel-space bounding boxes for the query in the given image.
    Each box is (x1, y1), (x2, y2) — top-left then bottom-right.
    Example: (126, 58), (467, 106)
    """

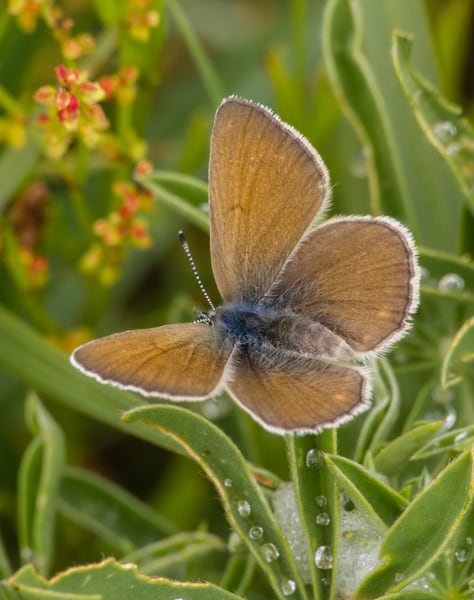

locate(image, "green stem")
(0, 532), (12, 578)
(167, 0), (224, 105)
(141, 177), (210, 232)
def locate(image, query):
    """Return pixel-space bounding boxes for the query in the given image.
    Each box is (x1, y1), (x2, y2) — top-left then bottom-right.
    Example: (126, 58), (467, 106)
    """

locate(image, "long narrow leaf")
(357, 449), (473, 597)
(124, 404), (309, 600)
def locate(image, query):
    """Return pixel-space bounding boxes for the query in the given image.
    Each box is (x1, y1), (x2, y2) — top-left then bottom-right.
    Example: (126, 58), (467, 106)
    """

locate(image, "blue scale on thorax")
(214, 303), (283, 347)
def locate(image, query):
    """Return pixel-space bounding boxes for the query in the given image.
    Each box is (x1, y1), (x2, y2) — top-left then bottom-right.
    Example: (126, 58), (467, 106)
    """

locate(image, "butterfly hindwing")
(72, 323), (232, 399)
(227, 347), (370, 434)
(264, 216), (419, 355)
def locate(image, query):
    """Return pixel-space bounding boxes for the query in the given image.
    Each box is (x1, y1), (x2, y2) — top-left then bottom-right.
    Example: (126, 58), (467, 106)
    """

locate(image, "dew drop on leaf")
(314, 545), (333, 569)
(438, 273), (465, 291)
(261, 542), (280, 562)
(281, 579), (296, 596)
(237, 500), (251, 517)
(316, 512), (331, 526)
(433, 121), (457, 144)
(455, 548), (468, 562)
(249, 525), (263, 540)
(305, 449), (323, 469)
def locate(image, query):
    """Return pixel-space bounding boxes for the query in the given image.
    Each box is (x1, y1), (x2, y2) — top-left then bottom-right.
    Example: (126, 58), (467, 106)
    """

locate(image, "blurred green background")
(0, 0), (473, 583)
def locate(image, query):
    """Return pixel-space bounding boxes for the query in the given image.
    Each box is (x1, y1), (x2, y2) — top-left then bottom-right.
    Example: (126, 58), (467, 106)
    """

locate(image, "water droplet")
(199, 202), (209, 214)
(316, 513), (331, 526)
(395, 572), (405, 583)
(305, 449), (323, 469)
(438, 273), (465, 291)
(321, 575), (331, 586)
(262, 542), (280, 562)
(237, 500), (251, 517)
(315, 495), (327, 507)
(393, 350), (408, 364)
(433, 121), (457, 144)
(249, 526), (264, 540)
(447, 142), (461, 155)
(314, 545), (333, 569)
(21, 547), (34, 562)
(455, 548), (468, 562)
(350, 150), (369, 178)
(441, 407), (457, 432)
(466, 536), (473, 546)
(454, 431), (469, 449)
(228, 531), (243, 552)
(469, 578), (474, 591)
(224, 478), (232, 488)
(420, 266), (430, 281)
(281, 579), (296, 596)
(432, 386), (455, 404)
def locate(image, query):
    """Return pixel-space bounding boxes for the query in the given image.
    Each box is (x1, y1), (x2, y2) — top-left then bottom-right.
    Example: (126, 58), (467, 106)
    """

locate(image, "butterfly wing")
(209, 96), (330, 304)
(71, 323), (233, 399)
(264, 216), (419, 355)
(227, 347), (370, 434)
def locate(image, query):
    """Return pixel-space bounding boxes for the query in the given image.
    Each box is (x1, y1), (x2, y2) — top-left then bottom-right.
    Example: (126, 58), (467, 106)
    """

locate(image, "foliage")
(0, 0), (473, 599)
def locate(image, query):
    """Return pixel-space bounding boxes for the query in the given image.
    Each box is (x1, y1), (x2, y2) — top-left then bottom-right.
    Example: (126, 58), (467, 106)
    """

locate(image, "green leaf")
(286, 431), (337, 599)
(138, 173), (210, 232)
(0, 305), (183, 456)
(0, 141), (39, 212)
(59, 466), (176, 554)
(392, 31), (474, 215)
(322, 0), (416, 231)
(145, 170), (209, 207)
(122, 532), (226, 575)
(124, 404), (308, 600)
(324, 454), (407, 530)
(373, 421), (444, 477)
(412, 425), (474, 460)
(374, 593), (445, 600)
(0, 528), (12, 579)
(17, 394), (65, 576)
(357, 449), (474, 598)
(418, 245), (474, 303)
(440, 316), (474, 389)
(6, 559), (244, 599)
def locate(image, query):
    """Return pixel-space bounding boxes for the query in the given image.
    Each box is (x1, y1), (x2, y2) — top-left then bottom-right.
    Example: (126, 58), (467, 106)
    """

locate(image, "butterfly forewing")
(264, 216), (419, 354)
(209, 97), (330, 304)
(227, 348), (369, 434)
(72, 323), (232, 399)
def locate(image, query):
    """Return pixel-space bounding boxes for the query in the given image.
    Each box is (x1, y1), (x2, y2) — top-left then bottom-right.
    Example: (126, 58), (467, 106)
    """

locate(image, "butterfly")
(71, 96), (420, 435)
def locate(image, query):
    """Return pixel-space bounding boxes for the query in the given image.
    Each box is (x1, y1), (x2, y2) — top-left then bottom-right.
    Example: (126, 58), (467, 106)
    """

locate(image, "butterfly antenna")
(179, 231), (216, 311)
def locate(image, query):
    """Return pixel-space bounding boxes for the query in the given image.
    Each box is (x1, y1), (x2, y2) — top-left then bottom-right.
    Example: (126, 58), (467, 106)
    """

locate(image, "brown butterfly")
(71, 97), (420, 435)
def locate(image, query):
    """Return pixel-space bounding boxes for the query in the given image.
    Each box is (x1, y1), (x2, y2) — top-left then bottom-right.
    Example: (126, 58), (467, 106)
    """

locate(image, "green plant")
(0, 1), (473, 599)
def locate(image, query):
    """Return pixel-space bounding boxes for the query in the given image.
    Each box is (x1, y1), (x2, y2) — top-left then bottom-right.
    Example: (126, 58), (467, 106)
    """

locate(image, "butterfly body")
(71, 96), (420, 435)
(215, 303), (354, 361)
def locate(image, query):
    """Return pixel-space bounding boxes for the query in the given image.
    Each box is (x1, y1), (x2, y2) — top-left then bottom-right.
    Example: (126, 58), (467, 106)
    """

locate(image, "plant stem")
(167, 0), (224, 105)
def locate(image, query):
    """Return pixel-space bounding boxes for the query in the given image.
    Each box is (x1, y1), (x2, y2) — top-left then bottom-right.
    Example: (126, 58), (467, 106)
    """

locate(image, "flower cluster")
(100, 67), (139, 106)
(19, 248), (49, 290)
(127, 0), (160, 42)
(8, 0), (94, 59)
(34, 65), (108, 159)
(80, 179), (153, 285)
